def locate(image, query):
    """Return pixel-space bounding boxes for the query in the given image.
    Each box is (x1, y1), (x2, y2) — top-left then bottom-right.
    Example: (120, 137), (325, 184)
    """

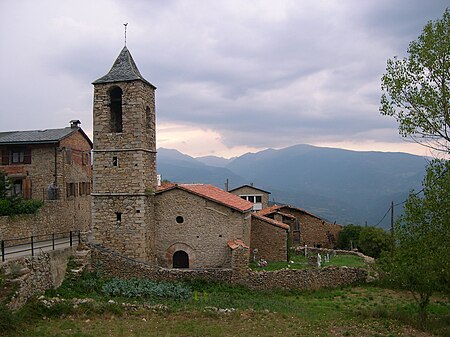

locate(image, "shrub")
(13, 199), (43, 215)
(0, 199), (43, 216)
(358, 227), (393, 258)
(337, 224), (363, 250)
(102, 278), (192, 300)
(0, 199), (12, 216)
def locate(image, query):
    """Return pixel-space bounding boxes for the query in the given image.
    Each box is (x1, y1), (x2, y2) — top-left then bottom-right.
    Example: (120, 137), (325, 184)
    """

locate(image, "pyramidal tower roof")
(93, 46), (155, 88)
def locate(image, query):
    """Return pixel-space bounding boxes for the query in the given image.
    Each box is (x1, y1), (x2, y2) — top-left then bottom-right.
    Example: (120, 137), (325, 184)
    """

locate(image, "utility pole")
(390, 201), (394, 232)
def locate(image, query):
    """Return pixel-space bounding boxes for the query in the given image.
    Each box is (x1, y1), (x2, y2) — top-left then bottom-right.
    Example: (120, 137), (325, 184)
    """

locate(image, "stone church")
(90, 46), (254, 268)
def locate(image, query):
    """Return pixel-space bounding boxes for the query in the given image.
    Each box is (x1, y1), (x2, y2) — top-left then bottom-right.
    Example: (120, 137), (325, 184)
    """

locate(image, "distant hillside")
(157, 148), (245, 188)
(156, 145), (427, 229)
(196, 155), (234, 167)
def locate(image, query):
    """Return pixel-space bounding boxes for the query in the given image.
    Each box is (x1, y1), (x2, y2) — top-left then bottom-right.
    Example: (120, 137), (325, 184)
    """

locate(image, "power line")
(372, 166), (449, 227)
(373, 206), (391, 227)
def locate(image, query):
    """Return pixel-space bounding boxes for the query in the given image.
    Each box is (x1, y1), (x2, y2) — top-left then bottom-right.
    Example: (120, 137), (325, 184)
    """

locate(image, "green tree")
(337, 224), (363, 250)
(0, 170), (10, 199)
(357, 226), (393, 259)
(380, 9), (450, 154)
(378, 160), (450, 324)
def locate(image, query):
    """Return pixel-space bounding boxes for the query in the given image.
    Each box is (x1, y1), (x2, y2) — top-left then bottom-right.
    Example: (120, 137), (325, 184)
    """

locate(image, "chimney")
(70, 120), (81, 128)
(157, 174), (162, 187)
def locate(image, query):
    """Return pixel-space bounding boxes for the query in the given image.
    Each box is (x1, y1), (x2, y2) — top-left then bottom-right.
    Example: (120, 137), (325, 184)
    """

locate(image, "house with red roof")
(154, 183), (253, 268)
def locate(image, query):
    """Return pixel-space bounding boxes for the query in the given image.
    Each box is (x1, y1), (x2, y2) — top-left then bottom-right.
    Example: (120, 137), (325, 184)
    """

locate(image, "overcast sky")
(0, 0), (447, 158)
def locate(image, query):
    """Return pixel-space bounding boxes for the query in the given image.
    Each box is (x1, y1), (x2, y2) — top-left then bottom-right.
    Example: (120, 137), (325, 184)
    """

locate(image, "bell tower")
(91, 46), (157, 261)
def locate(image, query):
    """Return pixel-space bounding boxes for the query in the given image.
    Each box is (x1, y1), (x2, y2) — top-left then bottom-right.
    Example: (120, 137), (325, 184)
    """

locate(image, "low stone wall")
(1, 247), (76, 310)
(89, 243), (368, 290)
(246, 267), (368, 290)
(88, 243), (233, 283)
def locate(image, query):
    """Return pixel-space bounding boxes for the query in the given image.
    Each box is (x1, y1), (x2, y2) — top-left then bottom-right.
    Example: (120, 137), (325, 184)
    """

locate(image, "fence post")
(31, 236), (34, 257)
(1, 240), (5, 262)
(52, 233), (55, 250)
(70, 231), (73, 247)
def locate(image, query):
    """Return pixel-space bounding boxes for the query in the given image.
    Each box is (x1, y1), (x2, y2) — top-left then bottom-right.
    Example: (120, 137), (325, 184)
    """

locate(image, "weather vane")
(124, 23), (128, 46)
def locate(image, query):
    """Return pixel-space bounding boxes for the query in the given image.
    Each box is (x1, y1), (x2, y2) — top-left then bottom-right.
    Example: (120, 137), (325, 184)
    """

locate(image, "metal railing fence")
(1, 230), (80, 262)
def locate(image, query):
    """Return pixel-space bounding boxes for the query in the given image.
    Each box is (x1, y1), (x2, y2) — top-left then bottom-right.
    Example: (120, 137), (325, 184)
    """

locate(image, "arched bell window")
(109, 86), (123, 132)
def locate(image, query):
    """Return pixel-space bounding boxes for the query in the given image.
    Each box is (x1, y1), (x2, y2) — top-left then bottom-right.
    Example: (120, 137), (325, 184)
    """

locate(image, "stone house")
(228, 184), (271, 211)
(155, 183), (252, 268)
(250, 213), (289, 262)
(0, 121), (93, 239)
(257, 205), (342, 249)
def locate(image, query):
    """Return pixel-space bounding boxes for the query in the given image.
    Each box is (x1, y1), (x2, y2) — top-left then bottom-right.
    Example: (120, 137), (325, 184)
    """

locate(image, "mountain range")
(156, 144), (428, 229)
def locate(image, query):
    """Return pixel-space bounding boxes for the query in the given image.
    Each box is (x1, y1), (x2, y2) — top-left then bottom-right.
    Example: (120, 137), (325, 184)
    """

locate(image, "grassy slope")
(2, 256), (448, 337)
(6, 282), (449, 337)
(250, 254), (366, 271)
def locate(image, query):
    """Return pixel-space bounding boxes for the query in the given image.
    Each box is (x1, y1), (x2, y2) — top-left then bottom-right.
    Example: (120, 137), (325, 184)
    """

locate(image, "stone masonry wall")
(92, 80), (157, 264)
(0, 247), (77, 311)
(88, 243), (232, 283)
(250, 217), (287, 262)
(230, 245), (250, 284)
(0, 144), (55, 200)
(59, 130), (92, 200)
(88, 243), (367, 291)
(276, 207), (342, 248)
(0, 197), (91, 241)
(246, 267), (368, 291)
(91, 194), (151, 261)
(92, 80), (156, 193)
(154, 189), (251, 268)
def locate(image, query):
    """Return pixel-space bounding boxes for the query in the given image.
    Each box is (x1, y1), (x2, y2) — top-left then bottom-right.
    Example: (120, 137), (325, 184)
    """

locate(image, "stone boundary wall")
(246, 267), (368, 290)
(87, 243), (233, 283)
(88, 243), (369, 290)
(0, 247), (77, 310)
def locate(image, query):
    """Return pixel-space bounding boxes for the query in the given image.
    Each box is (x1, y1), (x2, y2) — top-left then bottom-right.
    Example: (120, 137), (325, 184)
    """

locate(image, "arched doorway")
(173, 250), (189, 268)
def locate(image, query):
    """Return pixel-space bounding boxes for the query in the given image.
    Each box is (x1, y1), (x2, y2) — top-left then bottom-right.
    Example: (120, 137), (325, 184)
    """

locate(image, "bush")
(358, 227), (393, 258)
(0, 199), (13, 216)
(102, 278), (192, 300)
(0, 199), (43, 216)
(337, 224), (363, 250)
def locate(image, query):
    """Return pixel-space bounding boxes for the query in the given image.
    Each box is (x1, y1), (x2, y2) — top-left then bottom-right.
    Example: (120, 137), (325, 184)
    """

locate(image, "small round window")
(176, 216), (184, 224)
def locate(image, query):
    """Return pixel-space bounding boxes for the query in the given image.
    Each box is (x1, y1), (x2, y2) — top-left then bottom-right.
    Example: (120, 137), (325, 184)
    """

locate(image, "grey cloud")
(0, 0), (448, 154)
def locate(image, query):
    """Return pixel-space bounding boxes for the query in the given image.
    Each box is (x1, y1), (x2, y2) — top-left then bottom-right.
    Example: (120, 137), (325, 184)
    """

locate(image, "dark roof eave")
(228, 184), (271, 194)
(0, 127), (92, 148)
(0, 140), (59, 146)
(92, 77), (157, 89)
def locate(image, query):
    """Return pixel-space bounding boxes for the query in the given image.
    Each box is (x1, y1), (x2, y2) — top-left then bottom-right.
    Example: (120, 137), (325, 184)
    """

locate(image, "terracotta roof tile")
(251, 213), (290, 230)
(156, 183), (253, 213)
(258, 204), (323, 221)
(227, 239), (250, 250)
(157, 182), (176, 191)
(256, 205), (283, 216)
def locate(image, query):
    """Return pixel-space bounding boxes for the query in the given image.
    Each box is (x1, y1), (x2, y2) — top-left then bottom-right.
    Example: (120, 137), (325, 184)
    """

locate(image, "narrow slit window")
(112, 156), (118, 167)
(116, 212), (122, 222)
